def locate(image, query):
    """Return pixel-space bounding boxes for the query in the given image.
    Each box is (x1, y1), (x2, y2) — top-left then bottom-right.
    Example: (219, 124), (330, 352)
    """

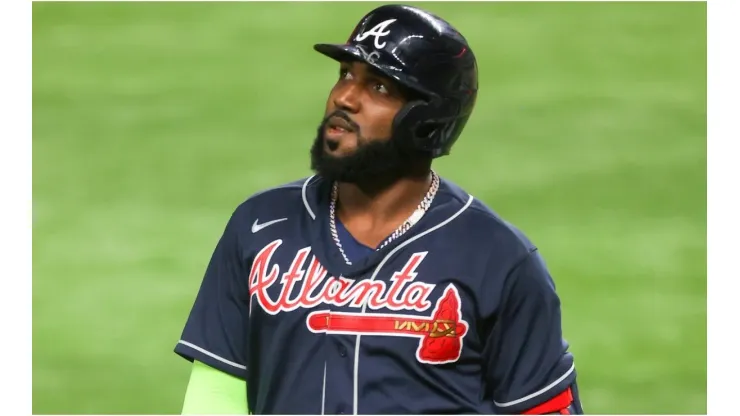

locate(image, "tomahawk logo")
(307, 285), (469, 365)
(248, 239), (469, 365)
(354, 19), (397, 49)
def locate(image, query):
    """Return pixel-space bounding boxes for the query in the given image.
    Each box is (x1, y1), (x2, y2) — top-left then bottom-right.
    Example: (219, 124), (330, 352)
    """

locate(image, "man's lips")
(327, 115), (356, 133)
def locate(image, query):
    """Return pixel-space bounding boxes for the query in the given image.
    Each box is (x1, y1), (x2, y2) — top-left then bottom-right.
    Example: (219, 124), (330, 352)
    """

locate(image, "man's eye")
(374, 83), (389, 94)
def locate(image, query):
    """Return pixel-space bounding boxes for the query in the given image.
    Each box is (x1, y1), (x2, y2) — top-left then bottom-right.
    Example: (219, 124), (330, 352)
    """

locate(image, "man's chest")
(245, 238), (489, 365)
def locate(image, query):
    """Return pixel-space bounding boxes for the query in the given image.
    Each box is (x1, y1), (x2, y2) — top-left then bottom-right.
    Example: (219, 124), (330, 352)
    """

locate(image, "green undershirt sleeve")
(181, 360), (249, 415)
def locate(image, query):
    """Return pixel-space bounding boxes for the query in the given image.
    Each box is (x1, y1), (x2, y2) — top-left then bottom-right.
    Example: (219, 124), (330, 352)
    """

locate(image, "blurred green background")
(32, 1), (707, 414)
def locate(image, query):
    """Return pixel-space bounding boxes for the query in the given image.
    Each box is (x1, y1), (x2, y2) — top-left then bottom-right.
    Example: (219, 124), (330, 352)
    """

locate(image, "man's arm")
(182, 360), (248, 415)
(174, 205), (252, 412)
(484, 249), (583, 414)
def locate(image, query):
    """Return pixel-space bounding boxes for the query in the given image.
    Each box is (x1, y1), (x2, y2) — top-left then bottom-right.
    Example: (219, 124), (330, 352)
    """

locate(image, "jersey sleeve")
(174, 208), (250, 380)
(484, 249), (582, 414)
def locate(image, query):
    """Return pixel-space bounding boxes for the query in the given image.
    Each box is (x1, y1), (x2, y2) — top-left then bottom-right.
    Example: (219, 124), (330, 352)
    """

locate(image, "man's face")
(310, 60), (419, 185)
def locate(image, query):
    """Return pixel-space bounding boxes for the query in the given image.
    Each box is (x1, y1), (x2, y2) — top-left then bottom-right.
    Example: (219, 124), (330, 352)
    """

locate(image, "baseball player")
(175, 4), (583, 415)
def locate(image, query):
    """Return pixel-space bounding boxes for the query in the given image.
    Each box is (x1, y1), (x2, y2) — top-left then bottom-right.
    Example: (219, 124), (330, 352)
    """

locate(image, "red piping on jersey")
(522, 387), (574, 415)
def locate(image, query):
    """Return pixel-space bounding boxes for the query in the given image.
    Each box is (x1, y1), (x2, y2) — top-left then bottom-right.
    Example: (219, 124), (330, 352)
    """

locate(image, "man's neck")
(335, 172), (433, 248)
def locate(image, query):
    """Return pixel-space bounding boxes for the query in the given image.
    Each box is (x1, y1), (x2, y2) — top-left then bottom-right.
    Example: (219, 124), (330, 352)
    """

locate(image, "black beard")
(310, 112), (425, 189)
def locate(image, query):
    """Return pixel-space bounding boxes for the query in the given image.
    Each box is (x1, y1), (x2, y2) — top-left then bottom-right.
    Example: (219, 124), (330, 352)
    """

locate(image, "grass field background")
(32, 2), (707, 414)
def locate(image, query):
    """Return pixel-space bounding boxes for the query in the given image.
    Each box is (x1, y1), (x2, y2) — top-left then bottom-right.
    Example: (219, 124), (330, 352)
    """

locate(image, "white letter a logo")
(355, 19), (397, 50)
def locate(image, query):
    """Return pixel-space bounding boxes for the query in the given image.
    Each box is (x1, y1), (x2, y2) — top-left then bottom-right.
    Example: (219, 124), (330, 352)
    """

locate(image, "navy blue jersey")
(175, 176), (581, 414)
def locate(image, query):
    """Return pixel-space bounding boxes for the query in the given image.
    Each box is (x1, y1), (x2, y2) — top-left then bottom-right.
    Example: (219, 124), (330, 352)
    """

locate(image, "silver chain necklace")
(329, 171), (440, 265)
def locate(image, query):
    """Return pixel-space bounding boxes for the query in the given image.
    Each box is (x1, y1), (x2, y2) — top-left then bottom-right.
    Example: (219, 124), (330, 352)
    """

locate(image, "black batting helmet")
(314, 4), (478, 158)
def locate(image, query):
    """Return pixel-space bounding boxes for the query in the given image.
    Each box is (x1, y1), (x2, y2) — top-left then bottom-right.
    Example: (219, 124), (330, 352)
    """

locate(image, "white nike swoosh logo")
(251, 218), (288, 233)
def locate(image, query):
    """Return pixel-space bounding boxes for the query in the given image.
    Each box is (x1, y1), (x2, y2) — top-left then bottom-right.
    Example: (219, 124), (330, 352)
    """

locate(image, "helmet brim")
(313, 43), (365, 65)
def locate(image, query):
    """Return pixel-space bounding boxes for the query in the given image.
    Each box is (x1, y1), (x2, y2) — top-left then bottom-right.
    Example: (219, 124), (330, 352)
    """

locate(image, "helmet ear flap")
(391, 99), (450, 156)
(392, 100), (426, 138)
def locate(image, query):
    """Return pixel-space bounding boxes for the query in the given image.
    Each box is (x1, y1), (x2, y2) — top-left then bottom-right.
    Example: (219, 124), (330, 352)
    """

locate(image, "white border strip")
(494, 362), (576, 407)
(321, 361), (327, 415)
(302, 175), (318, 220)
(3, 0), (30, 415)
(177, 340), (247, 370)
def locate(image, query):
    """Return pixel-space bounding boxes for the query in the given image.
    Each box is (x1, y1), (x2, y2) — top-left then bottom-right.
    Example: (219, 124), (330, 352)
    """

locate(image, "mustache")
(323, 110), (361, 133)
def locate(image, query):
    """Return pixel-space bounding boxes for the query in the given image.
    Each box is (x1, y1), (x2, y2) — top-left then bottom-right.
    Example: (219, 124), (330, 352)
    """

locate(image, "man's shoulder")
(229, 175), (324, 221)
(439, 177), (537, 256)
(244, 176), (319, 204)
